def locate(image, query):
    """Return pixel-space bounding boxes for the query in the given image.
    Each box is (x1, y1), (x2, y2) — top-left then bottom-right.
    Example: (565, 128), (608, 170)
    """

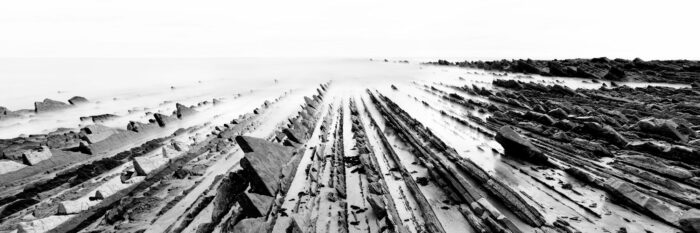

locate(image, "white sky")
(0, 0), (698, 59)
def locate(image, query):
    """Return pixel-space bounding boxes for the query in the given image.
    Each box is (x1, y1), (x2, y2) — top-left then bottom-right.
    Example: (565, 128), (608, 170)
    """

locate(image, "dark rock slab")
(637, 118), (688, 143)
(68, 96), (89, 105)
(153, 113), (177, 127)
(367, 194), (387, 219)
(495, 126), (548, 164)
(604, 178), (684, 227)
(34, 99), (71, 113)
(21, 146), (52, 165)
(85, 131), (140, 155)
(236, 136), (294, 196)
(304, 96), (319, 110)
(80, 124), (117, 144)
(80, 114), (118, 123)
(238, 191), (274, 217)
(175, 103), (197, 119)
(126, 121), (159, 133)
(524, 111), (556, 125)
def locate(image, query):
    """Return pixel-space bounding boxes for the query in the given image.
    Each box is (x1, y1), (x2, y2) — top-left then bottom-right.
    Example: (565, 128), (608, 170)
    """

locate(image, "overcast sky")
(0, 0), (698, 59)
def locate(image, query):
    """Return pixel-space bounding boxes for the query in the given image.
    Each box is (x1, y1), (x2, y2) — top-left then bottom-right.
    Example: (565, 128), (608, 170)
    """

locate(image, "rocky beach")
(1, 58), (700, 233)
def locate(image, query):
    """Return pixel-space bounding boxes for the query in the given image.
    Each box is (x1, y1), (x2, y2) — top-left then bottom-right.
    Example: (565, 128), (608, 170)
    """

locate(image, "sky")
(0, 0), (698, 60)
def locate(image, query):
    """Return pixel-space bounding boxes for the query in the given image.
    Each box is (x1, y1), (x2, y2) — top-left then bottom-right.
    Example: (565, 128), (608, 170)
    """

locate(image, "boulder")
(68, 96), (89, 105)
(21, 146), (52, 165)
(34, 98), (71, 113)
(495, 126), (548, 164)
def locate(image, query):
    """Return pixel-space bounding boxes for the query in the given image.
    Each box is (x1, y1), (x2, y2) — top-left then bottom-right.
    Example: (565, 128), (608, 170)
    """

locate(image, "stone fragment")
(21, 146), (52, 165)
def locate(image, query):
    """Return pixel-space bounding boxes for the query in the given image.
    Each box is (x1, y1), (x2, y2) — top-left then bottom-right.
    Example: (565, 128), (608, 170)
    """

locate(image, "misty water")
(0, 58), (688, 139)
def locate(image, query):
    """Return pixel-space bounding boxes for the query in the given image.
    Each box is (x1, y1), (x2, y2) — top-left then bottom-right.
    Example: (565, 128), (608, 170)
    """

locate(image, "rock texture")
(3, 72), (698, 233)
